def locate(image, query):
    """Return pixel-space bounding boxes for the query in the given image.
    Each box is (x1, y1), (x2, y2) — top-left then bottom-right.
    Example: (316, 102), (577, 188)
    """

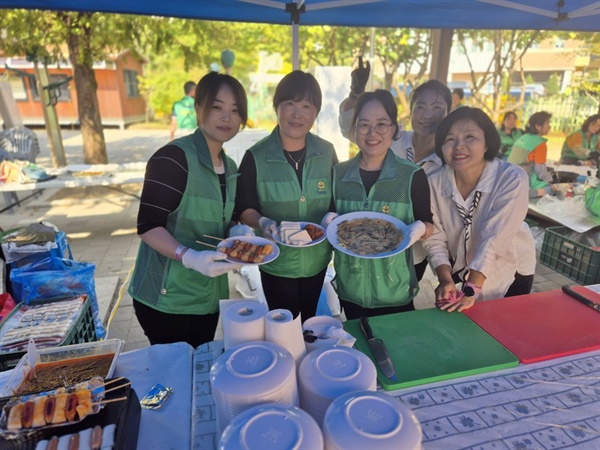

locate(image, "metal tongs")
(27, 337), (37, 379)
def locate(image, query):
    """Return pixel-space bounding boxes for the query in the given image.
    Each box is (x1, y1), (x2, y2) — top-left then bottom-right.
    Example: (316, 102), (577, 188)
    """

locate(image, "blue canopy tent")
(0, 0), (597, 69)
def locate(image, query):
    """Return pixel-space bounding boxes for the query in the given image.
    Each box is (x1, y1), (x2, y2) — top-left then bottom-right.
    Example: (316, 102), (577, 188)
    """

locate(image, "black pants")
(260, 267), (328, 322)
(133, 299), (219, 348)
(340, 299), (415, 321)
(414, 258), (428, 282)
(504, 273), (534, 297)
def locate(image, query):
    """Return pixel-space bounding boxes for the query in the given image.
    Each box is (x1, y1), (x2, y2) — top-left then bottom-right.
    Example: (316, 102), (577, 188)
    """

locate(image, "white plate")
(217, 236), (280, 265)
(273, 222), (326, 248)
(326, 211), (410, 259)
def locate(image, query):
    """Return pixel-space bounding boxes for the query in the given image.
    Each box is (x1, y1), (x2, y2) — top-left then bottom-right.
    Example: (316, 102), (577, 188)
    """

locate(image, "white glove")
(228, 224), (255, 237)
(406, 220), (427, 249)
(182, 249), (242, 277)
(321, 212), (339, 228)
(258, 217), (278, 239)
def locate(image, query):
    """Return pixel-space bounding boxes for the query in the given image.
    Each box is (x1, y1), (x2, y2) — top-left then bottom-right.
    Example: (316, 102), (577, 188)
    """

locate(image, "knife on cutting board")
(359, 316), (397, 381)
(562, 286), (600, 313)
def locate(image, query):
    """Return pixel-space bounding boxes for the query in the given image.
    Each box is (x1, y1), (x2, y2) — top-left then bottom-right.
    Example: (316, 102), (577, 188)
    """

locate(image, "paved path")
(1, 129), (575, 352)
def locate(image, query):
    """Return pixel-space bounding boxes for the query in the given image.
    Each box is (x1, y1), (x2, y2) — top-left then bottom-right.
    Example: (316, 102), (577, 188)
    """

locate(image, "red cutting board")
(464, 286), (600, 364)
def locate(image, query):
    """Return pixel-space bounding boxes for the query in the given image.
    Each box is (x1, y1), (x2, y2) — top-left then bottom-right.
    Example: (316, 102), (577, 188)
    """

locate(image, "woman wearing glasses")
(324, 90), (433, 319)
(339, 58), (451, 281)
(236, 71), (338, 321)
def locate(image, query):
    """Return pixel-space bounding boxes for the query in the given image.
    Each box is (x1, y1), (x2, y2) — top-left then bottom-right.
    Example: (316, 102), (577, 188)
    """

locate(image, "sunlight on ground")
(111, 228), (137, 236)
(66, 231), (92, 239)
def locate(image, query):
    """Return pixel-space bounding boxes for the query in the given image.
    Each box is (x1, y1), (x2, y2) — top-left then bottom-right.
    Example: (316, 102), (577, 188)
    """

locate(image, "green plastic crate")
(0, 296), (97, 371)
(540, 226), (600, 285)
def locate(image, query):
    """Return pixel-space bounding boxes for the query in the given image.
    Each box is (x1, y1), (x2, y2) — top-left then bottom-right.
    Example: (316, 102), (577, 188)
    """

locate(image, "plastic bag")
(585, 186), (600, 217)
(8, 257), (106, 339)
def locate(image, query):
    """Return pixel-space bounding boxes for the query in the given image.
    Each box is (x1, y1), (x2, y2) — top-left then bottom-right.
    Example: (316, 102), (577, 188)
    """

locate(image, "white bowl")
(323, 391), (422, 450)
(219, 403), (323, 450)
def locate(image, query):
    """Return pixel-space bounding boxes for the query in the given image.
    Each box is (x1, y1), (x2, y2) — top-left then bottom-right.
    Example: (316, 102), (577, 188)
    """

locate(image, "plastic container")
(322, 391), (422, 450)
(540, 226), (600, 285)
(0, 296), (97, 371)
(0, 338), (123, 397)
(219, 403), (323, 450)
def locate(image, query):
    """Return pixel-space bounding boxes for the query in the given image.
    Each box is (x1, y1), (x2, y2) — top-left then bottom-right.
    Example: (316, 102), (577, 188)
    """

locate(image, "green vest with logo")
(562, 130), (598, 161)
(251, 127), (334, 278)
(128, 130), (238, 314)
(332, 150), (419, 308)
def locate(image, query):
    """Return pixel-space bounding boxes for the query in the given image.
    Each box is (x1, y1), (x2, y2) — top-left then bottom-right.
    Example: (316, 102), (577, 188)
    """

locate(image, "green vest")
(561, 130), (598, 161)
(498, 127), (524, 159)
(508, 133), (546, 165)
(251, 127), (335, 278)
(332, 150), (419, 308)
(128, 130), (238, 314)
(173, 96), (197, 130)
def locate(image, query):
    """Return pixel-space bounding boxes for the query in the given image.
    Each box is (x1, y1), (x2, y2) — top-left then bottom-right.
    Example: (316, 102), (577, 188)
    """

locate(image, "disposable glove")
(350, 56), (370, 95)
(258, 216), (278, 240)
(182, 249), (242, 277)
(405, 220), (427, 249)
(321, 212), (339, 229)
(228, 224), (255, 237)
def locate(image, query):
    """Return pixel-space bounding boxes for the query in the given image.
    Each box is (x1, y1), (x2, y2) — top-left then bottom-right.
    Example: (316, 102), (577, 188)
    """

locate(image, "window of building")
(7, 74), (28, 101)
(124, 70), (140, 98)
(29, 74), (72, 103)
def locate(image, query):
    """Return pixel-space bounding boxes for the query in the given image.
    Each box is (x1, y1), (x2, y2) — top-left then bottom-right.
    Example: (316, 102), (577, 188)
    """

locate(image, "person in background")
(508, 111), (555, 198)
(236, 71), (338, 321)
(169, 81), (197, 141)
(560, 114), (600, 166)
(129, 72), (250, 347)
(498, 111), (524, 160)
(325, 90), (433, 319)
(451, 88), (465, 111)
(339, 58), (451, 281)
(424, 107), (536, 312)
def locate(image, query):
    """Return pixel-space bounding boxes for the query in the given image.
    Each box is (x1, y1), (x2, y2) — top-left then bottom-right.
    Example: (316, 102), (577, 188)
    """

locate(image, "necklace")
(284, 148), (306, 170)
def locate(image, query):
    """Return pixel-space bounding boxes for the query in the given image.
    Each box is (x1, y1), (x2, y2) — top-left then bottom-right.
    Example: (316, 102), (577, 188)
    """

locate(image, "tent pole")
(292, 23), (299, 70)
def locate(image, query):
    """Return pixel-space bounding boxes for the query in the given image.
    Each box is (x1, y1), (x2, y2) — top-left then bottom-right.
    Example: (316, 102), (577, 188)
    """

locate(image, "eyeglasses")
(356, 123), (392, 136)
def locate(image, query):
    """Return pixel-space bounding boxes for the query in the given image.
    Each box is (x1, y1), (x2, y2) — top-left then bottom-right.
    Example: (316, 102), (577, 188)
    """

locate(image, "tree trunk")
(65, 13), (107, 164)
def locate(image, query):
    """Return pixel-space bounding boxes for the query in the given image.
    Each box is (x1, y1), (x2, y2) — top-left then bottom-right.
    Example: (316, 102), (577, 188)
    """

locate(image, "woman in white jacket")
(423, 107), (536, 312)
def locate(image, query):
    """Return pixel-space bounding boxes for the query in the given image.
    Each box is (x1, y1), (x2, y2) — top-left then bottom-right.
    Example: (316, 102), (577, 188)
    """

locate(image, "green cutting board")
(344, 308), (519, 391)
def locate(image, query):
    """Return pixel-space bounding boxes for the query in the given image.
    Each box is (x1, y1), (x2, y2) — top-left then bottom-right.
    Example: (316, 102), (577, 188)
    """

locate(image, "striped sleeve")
(137, 145), (188, 234)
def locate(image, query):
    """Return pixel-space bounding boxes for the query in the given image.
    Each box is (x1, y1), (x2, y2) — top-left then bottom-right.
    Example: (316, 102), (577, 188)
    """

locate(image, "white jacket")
(423, 159), (536, 300)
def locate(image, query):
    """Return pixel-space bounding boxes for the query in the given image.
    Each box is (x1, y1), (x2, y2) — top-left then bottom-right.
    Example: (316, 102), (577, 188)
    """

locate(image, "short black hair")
(435, 107), (501, 163)
(452, 88), (465, 100)
(194, 72), (248, 128)
(525, 111), (552, 134)
(184, 81), (196, 96)
(582, 114), (600, 133)
(410, 80), (452, 114)
(350, 90), (400, 140)
(273, 70), (322, 113)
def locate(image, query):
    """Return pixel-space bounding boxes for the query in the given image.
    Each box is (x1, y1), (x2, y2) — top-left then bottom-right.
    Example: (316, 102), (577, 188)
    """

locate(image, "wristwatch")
(461, 281), (482, 299)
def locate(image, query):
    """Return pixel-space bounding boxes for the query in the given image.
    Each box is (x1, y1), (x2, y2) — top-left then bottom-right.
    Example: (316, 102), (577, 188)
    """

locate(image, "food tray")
(0, 339), (123, 398)
(0, 296), (97, 372)
(540, 226), (600, 285)
(273, 222), (326, 247)
(217, 236), (280, 265)
(0, 378), (140, 450)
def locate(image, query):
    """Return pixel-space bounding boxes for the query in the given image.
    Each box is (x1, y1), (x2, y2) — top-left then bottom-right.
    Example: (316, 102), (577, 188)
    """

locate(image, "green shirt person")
(498, 111), (524, 160)
(170, 81), (197, 140)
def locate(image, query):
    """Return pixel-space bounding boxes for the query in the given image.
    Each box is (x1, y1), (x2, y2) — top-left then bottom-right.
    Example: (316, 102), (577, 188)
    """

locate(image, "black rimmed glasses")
(356, 122), (392, 136)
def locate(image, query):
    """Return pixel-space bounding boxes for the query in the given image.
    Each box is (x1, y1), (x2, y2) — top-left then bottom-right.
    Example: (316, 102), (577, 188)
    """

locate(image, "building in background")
(0, 49), (146, 129)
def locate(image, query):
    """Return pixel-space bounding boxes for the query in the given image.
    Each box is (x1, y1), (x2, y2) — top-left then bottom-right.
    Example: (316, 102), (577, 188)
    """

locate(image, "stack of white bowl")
(322, 390), (422, 450)
(298, 345), (377, 425)
(210, 341), (299, 435)
(219, 403), (323, 450)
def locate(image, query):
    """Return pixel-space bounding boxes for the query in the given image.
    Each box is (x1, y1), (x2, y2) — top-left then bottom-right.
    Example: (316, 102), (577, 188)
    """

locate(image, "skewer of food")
(34, 423), (117, 450)
(218, 239), (273, 263)
(1, 377), (127, 432)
